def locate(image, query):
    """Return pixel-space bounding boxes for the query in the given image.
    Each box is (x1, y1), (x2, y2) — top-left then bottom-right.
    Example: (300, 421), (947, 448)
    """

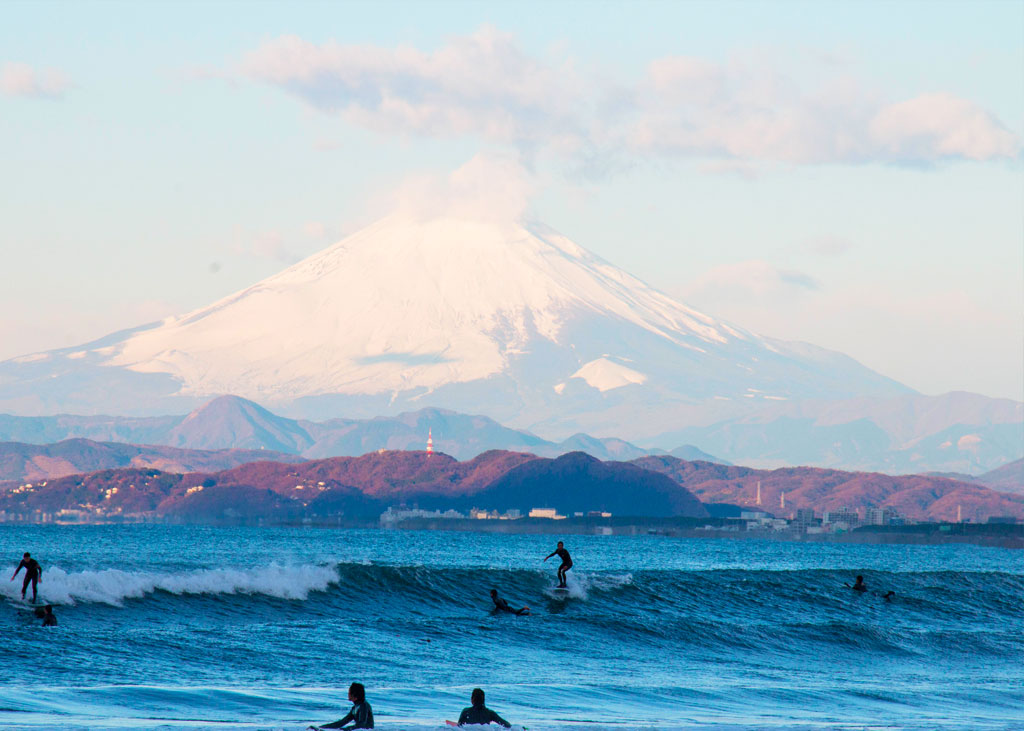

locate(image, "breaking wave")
(1, 563), (341, 606)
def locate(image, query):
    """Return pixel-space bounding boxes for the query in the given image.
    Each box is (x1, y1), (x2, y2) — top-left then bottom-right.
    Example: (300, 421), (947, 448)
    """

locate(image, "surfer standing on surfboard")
(544, 541), (573, 588)
(10, 552), (42, 603)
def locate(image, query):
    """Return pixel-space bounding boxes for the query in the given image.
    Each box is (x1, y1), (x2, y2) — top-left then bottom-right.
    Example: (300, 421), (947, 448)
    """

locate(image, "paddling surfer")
(490, 589), (529, 616)
(846, 575), (867, 592)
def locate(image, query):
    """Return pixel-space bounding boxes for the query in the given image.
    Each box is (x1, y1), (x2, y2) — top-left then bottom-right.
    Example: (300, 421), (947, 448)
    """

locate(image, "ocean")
(1, 525), (1021, 730)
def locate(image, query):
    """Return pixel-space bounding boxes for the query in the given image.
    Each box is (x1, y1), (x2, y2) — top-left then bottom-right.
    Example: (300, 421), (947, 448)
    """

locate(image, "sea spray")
(1, 562), (341, 606)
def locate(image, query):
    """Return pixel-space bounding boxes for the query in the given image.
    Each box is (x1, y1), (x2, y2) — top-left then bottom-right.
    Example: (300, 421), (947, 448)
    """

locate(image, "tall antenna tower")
(427, 428), (433, 457)
(756, 480), (761, 506)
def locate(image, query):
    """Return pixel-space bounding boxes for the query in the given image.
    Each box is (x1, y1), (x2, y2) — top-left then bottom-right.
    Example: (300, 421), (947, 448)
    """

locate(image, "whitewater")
(1, 525), (1022, 730)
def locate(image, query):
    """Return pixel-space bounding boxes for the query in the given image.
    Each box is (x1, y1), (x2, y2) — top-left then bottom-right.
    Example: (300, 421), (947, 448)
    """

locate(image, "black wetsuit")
(42, 612), (57, 627)
(458, 703), (511, 727)
(492, 596), (528, 616)
(546, 547), (572, 586)
(14, 558), (42, 602)
(320, 701), (373, 729)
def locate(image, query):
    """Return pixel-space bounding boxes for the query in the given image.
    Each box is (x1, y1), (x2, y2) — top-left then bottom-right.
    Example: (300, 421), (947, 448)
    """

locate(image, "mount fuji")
(2, 213), (912, 437)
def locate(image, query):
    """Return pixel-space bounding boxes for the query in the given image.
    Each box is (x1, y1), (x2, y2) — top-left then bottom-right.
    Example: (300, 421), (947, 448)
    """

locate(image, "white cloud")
(868, 93), (1019, 162)
(238, 30), (1020, 168)
(242, 26), (585, 151)
(0, 62), (72, 99)
(384, 153), (536, 225)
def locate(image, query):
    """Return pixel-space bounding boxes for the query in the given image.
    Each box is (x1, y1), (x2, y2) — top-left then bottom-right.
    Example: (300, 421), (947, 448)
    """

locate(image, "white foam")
(544, 572), (633, 601)
(1, 563), (340, 607)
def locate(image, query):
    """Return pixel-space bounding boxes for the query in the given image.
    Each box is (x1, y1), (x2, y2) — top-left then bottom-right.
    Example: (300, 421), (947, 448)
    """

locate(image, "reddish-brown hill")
(469, 452), (708, 517)
(0, 468), (186, 516)
(5, 451), (1021, 524)
(631, 456), (1024, 522)
(195, 449), (536, 500)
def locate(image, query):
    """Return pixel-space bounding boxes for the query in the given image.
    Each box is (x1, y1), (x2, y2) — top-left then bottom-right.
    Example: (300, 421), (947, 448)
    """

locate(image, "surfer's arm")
(489, 710), (511, 728)
(543, 551), (556, 561)
(11, 561), (25, 580)
(458, 708), (471, 725)
(319, 712), (354, 728)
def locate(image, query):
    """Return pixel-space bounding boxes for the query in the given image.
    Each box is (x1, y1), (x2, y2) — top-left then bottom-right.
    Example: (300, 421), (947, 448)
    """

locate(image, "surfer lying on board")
(543, 541), (572, 588)
(309, 682), (374, 729)
(458, 688), (511, 727)
(41, 605), (57, 627)
(490, 589), (530, 616)
(10, 552), (42, 603)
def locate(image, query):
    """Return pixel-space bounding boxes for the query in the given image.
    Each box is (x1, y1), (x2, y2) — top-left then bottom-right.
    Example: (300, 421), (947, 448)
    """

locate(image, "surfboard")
(446, 721), (459, 727)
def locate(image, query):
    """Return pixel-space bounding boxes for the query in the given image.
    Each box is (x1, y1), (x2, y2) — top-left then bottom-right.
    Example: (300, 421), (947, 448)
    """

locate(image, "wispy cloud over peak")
(385, 153), (535, 225)
(0, 62), (72, 100)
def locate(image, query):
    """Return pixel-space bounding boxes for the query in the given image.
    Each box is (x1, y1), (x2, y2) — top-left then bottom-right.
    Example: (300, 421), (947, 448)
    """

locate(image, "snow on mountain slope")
(106, 215), (736, 398)
(0, 212), (911, 431)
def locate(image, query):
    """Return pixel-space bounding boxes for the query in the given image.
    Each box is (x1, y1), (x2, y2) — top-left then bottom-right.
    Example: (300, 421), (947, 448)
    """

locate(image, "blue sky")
(1, 0), (1022, 400)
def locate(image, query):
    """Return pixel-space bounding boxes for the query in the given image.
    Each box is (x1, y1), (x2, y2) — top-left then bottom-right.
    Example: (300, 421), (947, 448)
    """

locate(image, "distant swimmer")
(10, 552), (42, 603)
(544, 541), (573, 588)
(882, 591), (896, 602)
(309, 682), (373, 730)
(845, 575), (867, 593)
(490, 589), (530, 616)
(458, 688), (511, 728)
(41, 605), (57, 627)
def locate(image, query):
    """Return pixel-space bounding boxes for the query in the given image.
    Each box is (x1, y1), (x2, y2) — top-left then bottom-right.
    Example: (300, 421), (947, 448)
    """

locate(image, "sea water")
(1, 525), (1021, 730)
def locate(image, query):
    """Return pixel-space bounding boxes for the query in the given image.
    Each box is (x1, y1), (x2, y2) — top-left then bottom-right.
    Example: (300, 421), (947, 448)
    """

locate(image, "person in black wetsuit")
(10, 552), (42, 603)
(41, 605), (57, 627)
(309, 682), (373, 729)
(544, 541), (572, 588)
(848, 575), (867, 593)
(458, 688), (511, 727)
(490, 589), (529, 616)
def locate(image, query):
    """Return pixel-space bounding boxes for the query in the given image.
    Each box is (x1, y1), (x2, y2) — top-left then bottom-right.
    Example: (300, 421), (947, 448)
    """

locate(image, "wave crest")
(2, 563), (340, 606)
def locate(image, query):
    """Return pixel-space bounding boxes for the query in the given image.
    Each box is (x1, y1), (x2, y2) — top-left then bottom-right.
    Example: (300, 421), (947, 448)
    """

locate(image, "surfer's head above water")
(471, 688), (485, 706)
(348, 682), (365, 703)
